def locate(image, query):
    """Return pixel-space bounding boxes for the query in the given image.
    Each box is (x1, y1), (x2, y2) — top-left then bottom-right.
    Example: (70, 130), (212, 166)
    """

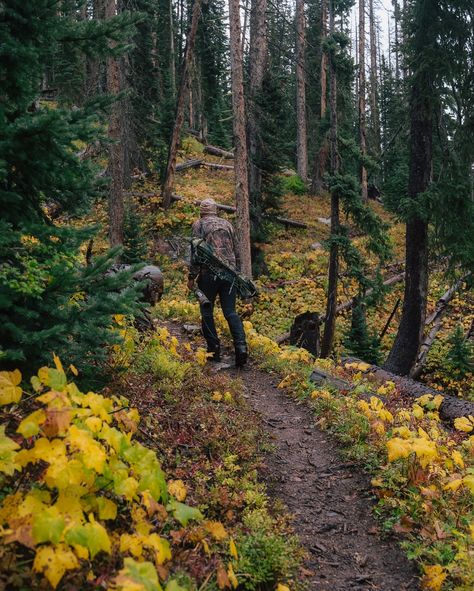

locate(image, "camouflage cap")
(200, 198), (218, 216)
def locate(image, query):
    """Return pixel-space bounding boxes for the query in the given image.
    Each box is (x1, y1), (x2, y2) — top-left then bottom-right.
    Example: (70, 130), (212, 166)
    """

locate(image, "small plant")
(281, 174), (307, 195)
(446, 324), (473, 378)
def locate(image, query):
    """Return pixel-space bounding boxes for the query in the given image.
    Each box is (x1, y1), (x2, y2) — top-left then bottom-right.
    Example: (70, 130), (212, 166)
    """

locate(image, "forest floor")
(167, 321), (420, 591)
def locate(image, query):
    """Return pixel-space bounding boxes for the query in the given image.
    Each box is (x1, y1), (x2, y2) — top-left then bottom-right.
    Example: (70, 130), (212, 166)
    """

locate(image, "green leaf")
(64, 520), (111, 559)
(32, 507), (65, 544)
(0, 425), (20, 475)
(48, 368), (67, 392)
(167, 499), (203, 526)
(114, 558), (162, 591)
(165, 579), (189, 591)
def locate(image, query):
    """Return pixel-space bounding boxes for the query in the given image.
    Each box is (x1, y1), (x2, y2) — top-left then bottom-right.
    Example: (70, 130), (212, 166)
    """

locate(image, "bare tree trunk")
(295, 0), (307, 180)
(229, 0), (252, 278)
(384, 1), (434, 375)
(393, 0), (400, 80)
(106, 0), (124, 248)
(310, 0), (328, 195)
(358, 0), (368, 201)
(161, 0), (203, 209)
(242, 0), (250, 56)
(247, 0), (268, 210)
(369, 0), (381, 157)
(320, 0), (340, 358)
(169, 0), (176, 98)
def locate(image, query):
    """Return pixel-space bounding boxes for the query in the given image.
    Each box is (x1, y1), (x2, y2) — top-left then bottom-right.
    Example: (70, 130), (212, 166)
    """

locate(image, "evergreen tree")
(446, 325), (473, 379)
(0, 0), (141, 384)
(344, 298), (381, 365)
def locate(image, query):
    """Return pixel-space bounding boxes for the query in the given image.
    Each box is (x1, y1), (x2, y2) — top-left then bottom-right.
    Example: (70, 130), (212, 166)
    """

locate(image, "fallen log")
(204, 144), (234, 159)
(203, 162), (234, 171)
(309, 363), (474, 422)
(170, 194), (307, 229)
(411, 274), (469, 379)
(175, 159), (203, 172)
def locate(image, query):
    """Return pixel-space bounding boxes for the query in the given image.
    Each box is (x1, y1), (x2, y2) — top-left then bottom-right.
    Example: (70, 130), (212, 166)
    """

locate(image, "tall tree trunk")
(247, 0), (267, 215)
(358, 0), (368, 201)
(229, 0), (252, 278)
(320, 0), (340, 358)
(384, 1), (434, 376)
(106, 0), (124, 248)
(161, 0), (203, 209)
(369, 0), (381, 157)
(295, 0), (307, 180)
(310, 0), (328, 195)
(169, 0), (176, 98)
(393, 0), (400, 80)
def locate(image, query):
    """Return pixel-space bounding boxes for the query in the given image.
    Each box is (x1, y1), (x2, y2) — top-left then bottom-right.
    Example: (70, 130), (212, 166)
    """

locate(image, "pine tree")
(0, 0), (141, 384)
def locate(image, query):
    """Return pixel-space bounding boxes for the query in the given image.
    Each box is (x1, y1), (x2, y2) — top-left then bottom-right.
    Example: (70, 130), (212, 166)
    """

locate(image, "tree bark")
(384, 1), (434, 375)
(247, 0), (268, 212)
(161, 0), (203, 209)
(320, 0), (339, 358)
(229, 0), (252, 277)
(369, 0), (381, 157)
(295, 0), (308, 181)
(310, 0), (328, 195)
(106, 0), (124, 248)
(358, 0), (368, 201)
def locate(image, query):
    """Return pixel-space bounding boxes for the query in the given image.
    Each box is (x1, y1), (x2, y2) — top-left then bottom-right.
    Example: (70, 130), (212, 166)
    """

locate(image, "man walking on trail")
(188, 198), (248, 367)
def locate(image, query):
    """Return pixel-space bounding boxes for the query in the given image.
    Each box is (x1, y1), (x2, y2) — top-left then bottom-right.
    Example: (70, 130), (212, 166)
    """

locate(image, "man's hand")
(187, 277), (195, 291)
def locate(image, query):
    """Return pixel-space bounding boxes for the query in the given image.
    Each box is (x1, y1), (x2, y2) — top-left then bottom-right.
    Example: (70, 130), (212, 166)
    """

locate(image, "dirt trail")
(225, 362), (420, 591)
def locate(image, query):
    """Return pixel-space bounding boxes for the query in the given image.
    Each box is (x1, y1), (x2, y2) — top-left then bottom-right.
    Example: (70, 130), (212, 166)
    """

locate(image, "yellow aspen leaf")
(463, 474), (474, 494)
(33, 544), (79, 589)
(68, 426), (106, 474)
(411, 438), (438, 468)
(277, 585), (291, 591)
(0, 426), (20, 475)
(69, 364), (78, 376)
(53, 354), (64, 373)
(227, 563), (238, 588)
(17, 409), (46, 438)
(443, 479), (463, 492)
(0, 369), (22, 406)
(115, 476), (139, 501)
(72, 543), (89, 560)
(204, 520), (228, 540)
(451, 450), (464, 469)
(195, 348), (209, 366)
(229, 539), (238, 559)
(146, 533), (172, 565)
(453, 416), (474, 433)
(85, 417), (103, 433)
(33, 438), (67, 464)
(32, 506), (65, 544)
(113, 558), (162, 591)
(212, 391), (223, 402)
(386, 437), (412, 462)
(393, 426), (412, 439)
(412, 404), (424, 419)
(120, 533), (144, 558)
(168, 479), (187, 501)
(421, 564), (447, 591)
(97, 497), (117, 520)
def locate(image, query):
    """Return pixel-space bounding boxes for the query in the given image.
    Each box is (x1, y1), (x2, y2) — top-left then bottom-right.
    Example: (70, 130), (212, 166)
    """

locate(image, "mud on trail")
(225, 362), (420, 591)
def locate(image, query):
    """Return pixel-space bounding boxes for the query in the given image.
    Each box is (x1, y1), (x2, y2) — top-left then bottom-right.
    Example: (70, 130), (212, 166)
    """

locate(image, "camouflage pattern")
(189, 214), (240, 278)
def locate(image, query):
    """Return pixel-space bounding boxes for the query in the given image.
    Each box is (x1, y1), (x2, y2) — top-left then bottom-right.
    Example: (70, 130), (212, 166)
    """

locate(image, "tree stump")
(289, 312), (321, 356)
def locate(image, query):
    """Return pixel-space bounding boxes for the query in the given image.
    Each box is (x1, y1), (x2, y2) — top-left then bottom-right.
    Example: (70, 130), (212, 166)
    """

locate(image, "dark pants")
(198, 271), (247, 352)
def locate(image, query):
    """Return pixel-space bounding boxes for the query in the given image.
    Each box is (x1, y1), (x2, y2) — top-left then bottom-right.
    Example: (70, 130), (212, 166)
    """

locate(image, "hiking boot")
(235, 346), (248, 368)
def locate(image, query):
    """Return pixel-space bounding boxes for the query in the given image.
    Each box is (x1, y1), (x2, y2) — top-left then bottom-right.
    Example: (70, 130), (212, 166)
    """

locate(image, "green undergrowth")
(0, 324), (303, 591)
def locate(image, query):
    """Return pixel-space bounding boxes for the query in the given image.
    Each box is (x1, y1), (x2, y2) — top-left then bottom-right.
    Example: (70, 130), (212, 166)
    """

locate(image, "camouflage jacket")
(189, 214), (240, 278)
